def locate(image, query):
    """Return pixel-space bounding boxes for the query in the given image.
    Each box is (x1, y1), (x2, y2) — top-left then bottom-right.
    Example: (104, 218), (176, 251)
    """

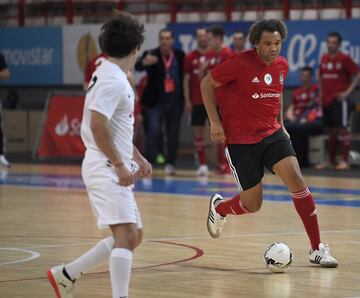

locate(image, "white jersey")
(81, 59), (134, 165)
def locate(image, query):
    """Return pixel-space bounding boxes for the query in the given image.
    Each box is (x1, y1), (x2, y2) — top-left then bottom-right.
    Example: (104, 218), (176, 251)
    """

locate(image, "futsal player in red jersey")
(184, 27), (210, 176)
(83, 36), (108, 92)
(317, 32), (360, 171)
(285, 66), (323, 167)
(201, 19), (338, 268)
(199, 26), (233, 175)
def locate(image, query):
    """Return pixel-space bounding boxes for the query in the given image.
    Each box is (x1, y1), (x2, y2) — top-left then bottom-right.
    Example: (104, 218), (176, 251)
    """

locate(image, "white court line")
(0, 248), (40, 266)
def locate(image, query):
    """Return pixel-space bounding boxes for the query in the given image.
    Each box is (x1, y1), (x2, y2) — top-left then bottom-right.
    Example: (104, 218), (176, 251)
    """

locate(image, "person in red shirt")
(232, 29), (247, 53)
(183, 27), (209, 176)
(83, 36), (108, 92)
(317, 32), (360, 170)
(285, 66), (324, 167)
(201, 19), (337, 268)
(199, 26), (233, 175)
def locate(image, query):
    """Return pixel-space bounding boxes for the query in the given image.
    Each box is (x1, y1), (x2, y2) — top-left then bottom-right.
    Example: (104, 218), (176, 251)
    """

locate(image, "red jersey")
(211, 49), (288, 144)
(292, 84), (320, 119)
(184, 49), (207, 105)
(319, 52), (359, 106)
(84, 53), (108, 83)
(206, 47), (233, 71)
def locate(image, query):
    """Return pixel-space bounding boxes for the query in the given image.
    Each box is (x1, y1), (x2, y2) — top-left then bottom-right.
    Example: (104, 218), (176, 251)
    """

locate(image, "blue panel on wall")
(0, 27), (63, 85)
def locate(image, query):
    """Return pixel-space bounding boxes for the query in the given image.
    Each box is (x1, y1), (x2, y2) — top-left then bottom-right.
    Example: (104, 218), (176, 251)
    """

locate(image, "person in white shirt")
(47, 13), (151, 298)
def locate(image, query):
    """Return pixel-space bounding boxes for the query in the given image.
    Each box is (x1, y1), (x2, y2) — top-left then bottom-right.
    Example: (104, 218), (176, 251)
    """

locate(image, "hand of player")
(135, 158), (152, 180)
(210, 122), (226, 143)
(115, 165), (134, 187)
(143, 54), (158, 66)
(337, 91), (348, 101)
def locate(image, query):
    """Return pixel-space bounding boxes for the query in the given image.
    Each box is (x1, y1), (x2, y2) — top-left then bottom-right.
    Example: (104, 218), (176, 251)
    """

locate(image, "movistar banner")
(0, 27), (62, 85)
(168, 19), (360, 87)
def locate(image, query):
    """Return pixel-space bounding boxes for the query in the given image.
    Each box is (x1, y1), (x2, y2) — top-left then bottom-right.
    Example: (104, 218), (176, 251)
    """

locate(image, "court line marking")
(0, 248), (40, 266)
(0, 240), (204, 283)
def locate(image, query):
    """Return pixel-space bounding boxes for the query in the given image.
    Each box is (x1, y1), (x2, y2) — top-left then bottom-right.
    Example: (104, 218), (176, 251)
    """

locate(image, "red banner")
(37, 95), (85, 159)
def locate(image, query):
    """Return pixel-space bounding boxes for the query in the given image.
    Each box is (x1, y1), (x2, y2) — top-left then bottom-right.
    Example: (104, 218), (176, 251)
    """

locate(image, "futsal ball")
(264, 242), (293, 273)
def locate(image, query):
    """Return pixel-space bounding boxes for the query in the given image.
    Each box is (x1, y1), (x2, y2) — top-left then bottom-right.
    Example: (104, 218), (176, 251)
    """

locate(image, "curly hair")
(248, 19), (288, 45)
(101, 12), (145, 58)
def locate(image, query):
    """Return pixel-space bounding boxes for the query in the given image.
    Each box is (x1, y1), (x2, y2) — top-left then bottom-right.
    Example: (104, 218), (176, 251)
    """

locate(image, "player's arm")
(90, 111), (133, 186)
(338, 71), (360, 101)
(198, 60), (209, 80)
(83, 82), (89, 92)
(285, 103), (295, 121)
(183, 73), (192, 112)
(200, 72), (225, 143)
(278, 94), (290, 138)
(133, 145), (152, 179)
(317, 68), (323, 103)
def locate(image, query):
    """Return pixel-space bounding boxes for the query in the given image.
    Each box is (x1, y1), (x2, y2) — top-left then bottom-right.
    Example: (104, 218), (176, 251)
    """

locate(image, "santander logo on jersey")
(252, 92), (281, 99)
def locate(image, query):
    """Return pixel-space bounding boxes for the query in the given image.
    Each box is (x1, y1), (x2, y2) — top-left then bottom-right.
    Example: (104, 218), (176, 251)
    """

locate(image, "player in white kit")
(47, 13), (151, 298)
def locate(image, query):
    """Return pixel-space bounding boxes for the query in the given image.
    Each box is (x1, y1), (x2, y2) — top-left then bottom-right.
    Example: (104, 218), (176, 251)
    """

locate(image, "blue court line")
(0, 173), (360, 208)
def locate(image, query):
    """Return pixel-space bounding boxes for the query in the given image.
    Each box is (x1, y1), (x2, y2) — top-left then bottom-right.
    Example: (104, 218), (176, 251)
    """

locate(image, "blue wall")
(0, 27), (63, 85)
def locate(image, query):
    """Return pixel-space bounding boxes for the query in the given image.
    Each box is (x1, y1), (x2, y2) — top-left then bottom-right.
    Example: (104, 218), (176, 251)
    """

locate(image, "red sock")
(194, 136), (206, 165)
(292, 188), (320, 250)
(215, 194), (252, 217)
(328, 132), (337, 165)
(340, 129), (351, 162)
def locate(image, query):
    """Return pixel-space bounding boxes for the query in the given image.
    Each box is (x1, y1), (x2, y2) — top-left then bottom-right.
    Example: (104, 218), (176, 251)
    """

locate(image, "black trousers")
(0, 113), (4, 155)
(285, 119), (324, 166)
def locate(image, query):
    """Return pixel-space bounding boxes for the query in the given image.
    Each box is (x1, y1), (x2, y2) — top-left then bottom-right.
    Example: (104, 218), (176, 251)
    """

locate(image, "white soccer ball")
(264, 242), (293, 273)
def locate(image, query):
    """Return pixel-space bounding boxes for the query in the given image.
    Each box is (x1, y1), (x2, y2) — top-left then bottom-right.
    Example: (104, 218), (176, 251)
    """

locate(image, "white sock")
(110, 248), (133, 298)
(65, 236), (114, 280)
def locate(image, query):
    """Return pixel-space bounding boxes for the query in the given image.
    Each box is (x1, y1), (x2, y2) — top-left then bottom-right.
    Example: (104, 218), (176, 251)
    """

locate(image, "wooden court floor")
(0, 164), (360, 298)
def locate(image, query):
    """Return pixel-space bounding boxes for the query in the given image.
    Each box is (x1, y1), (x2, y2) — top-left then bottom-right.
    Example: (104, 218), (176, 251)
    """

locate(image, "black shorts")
(323, 99), (351, 128)
(191, 104), (208, 126)
(226, 128), (296, 191)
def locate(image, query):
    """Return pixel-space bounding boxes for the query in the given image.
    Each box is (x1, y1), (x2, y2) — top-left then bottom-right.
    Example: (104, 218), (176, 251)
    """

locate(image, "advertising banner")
(36, 95), (85, 159)
(0, 27), (63, 85)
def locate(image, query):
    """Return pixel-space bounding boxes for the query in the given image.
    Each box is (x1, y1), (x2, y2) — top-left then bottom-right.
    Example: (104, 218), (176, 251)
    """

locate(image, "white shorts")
(82, 151), (142, 230)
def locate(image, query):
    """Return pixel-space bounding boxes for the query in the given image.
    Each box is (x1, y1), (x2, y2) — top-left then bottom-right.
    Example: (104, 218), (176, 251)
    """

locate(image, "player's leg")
(322, 102), (340, 169)
(207, 143), (265, 238)
(109, 223), (141, 298)
(335, 99), (351, 170)
(0, 113), (10, 168)
(192, 104), (208, 176)
(164, 100), (183, 175)
(270, 147), (337, 267)
(144, 106), (162, 164)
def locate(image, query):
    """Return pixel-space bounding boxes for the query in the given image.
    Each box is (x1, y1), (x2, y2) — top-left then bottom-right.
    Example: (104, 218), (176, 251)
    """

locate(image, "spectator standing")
(135, 28), (185, 175)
